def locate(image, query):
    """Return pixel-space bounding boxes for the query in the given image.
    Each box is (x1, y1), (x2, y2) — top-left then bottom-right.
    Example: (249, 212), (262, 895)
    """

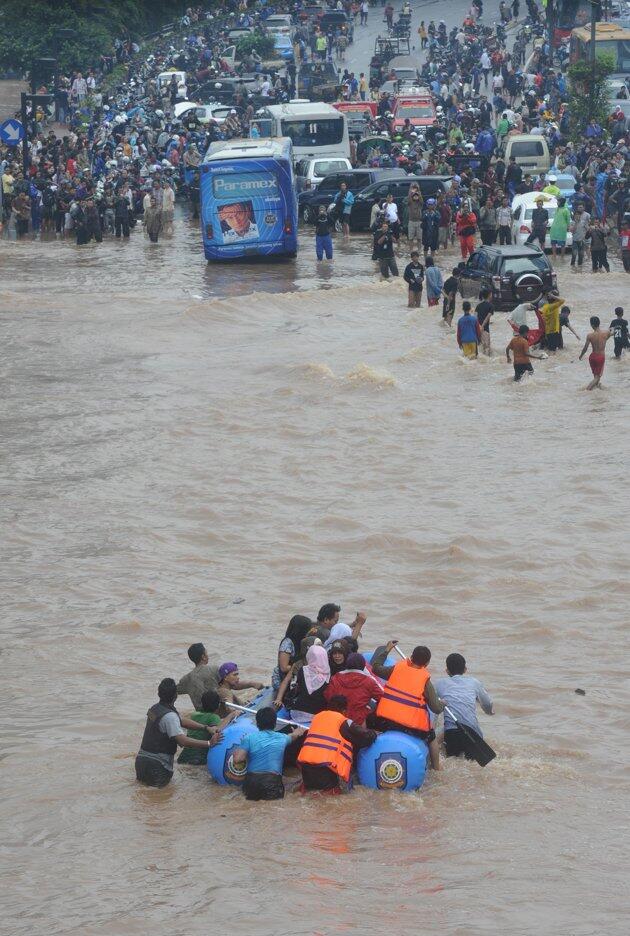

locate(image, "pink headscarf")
(303, 645), (331, 694)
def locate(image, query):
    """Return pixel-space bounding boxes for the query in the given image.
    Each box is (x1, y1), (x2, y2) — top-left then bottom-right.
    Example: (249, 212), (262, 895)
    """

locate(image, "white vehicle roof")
(512, 192), (558, 210)
(264, 101), (343, 119)
(158, 70), (186, 83)
(203, 137), (292, 162)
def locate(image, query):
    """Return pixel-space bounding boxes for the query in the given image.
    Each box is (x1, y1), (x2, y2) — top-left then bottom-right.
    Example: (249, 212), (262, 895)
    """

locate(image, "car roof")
(478, 245), (545, 256)
(512, 192), (558, 207)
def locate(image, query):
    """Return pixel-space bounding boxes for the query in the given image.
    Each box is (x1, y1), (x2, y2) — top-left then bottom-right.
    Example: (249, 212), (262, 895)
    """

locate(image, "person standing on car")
(373, 218), (399, 279)
(422, 198), (441, 257)
(525, 195), (549, 249)
(315, 205), (334, 263)
(333, 182), (354, 239)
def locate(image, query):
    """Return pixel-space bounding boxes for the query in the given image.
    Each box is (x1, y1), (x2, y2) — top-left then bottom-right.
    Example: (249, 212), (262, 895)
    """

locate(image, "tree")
(567, 52), (615, 141)
(236, 33), (276, 60)
(0, 0), (185, 74)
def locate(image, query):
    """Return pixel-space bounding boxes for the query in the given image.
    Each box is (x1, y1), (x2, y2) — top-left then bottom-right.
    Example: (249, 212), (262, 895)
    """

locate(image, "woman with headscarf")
(324, 622), (353, 649)
(274, 645), (330, 724)
(324, 653), (384, 725)
(328, 640), (349, 676)
(271, 615), (313, 690)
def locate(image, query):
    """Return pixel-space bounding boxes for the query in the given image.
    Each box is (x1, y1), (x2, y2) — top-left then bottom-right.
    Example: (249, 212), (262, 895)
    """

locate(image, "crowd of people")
(136, 604), (495, 798)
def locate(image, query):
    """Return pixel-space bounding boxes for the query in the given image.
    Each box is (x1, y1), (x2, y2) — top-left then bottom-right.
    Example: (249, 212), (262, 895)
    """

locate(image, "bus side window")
(254, 119), (274, 139)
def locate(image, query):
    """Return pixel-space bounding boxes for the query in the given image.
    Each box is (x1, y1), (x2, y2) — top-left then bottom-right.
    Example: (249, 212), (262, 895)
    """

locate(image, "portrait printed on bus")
(217, 199), (259, 243)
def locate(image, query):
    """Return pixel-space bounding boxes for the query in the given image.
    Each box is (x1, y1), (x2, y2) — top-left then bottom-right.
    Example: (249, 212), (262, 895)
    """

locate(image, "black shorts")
(135, 754), (173, 787)
(444, 726), (484, 759)
(243, 772), (285, 800)
(614, 338), (625, 358)
(513, 363), (533, 381)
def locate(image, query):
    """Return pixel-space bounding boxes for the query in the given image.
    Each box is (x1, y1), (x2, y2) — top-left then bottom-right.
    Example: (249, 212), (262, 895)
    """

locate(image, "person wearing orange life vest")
(370, 642), (444, 770)
(298, 695), (376, 792)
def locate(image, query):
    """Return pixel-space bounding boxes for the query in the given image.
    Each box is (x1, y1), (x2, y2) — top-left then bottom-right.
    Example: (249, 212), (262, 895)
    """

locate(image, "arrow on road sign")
(0, 118), (25, 146)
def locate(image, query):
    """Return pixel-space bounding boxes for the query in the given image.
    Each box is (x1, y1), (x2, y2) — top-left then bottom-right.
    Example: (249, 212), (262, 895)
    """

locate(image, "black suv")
(458, 245), (557, 310)
(349, 175), (452, 231)
(298, 169), (406, 222)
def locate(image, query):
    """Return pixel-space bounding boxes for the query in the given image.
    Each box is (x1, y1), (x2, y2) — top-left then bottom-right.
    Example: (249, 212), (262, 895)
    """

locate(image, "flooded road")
(2, 206), (629, 936)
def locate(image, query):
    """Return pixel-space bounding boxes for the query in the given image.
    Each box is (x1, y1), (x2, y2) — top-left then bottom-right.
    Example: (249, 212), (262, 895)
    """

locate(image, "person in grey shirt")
(434, 653), (494, 760)
(570, 204), (590, 269)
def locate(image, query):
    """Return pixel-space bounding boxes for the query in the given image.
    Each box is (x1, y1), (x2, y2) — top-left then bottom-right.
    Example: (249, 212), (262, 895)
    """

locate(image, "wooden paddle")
(391, 643), (496, 767)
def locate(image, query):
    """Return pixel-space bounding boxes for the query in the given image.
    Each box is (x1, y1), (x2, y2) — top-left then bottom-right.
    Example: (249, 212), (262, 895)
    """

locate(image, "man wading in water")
(579, 316), (612, 390)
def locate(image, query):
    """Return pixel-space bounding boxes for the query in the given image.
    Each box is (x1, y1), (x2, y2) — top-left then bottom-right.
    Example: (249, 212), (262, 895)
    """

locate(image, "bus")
(254, 101), (350, 162)
(570, 21), (630, 74)
(200, 138), (298, 261)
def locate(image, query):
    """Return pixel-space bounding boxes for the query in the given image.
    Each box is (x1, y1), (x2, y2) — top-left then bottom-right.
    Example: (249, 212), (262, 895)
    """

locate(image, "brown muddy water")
(2, 215), (629, 936)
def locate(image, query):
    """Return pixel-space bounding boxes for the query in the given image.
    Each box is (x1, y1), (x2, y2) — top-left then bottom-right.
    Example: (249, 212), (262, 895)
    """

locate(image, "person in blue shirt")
(232, 707), (305, 801)
(434, 653), (494, 759)
(334, 182), (355, 238)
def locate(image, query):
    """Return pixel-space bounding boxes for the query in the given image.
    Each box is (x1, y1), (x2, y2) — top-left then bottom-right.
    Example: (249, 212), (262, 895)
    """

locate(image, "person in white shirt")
(480, 51), (491, 87)
(161, 181), (175, 232)
(260, 77), (271, 97)
(71, 73), (88, 102)
(434, 654), (494, 759)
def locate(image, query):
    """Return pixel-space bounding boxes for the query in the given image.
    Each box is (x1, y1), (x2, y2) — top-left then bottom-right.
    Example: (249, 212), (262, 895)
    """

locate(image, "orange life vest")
(376, 659), (431, 731)
(297, 710), (353, 782)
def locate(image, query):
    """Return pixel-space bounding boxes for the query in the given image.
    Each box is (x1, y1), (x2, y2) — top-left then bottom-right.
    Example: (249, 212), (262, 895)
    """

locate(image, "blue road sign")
(0, 119), (25, 146)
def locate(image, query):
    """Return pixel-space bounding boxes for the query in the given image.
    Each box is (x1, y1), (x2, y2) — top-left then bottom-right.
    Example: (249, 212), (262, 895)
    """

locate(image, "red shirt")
(324, 670), (383, 725)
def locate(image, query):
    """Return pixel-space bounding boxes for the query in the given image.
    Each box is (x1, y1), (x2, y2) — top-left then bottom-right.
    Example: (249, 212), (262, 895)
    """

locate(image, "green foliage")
(0, 0), (186, 74)
(236, 33), (276, 60)
(567, 52), (616, 142)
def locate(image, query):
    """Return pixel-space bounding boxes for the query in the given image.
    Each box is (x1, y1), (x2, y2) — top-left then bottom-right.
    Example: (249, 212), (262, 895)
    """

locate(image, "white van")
(157, 70), (187, 100)
(504, 134), (551, 175)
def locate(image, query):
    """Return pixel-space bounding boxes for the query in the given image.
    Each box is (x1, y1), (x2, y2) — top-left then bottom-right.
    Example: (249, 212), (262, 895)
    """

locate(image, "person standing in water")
(579, 316), (612, 390)
(135, 678), (223, 787)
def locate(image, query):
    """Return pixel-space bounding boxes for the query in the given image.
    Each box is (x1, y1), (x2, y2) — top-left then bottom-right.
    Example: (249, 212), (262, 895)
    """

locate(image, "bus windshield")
(280, 118), (344, 147)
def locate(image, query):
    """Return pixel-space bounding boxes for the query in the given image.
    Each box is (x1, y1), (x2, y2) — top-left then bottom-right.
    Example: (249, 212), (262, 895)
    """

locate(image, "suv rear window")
(499, 255), (550, 276)
(511, 141), (544, 157)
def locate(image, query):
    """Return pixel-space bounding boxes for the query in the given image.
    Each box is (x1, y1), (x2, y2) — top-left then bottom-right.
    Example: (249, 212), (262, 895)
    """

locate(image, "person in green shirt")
(549, 196), (571, 259)
(496, 113), (511, 148)
(177, 690), (238, 764)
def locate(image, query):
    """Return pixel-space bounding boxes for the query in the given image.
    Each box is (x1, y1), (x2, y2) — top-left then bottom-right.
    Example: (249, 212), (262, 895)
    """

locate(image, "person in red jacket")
(324, 653), (383, 725)
(455, 202), (477, 258)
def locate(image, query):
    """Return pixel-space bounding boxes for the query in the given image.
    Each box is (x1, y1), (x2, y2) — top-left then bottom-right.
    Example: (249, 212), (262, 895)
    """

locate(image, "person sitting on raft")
(370, 642), (444, 770)
(135, 678), (223, 787)
(322, 611), (366, 648)
(274, 644), (330, 724)
(328, 639), (349, 676)
(271, 615), (315, 691)
(177, 642), (221, 710)
(231, 707), (305, 801)
(177, 690), (240, 765)
(434, 653), (494, 760)
(216, 662), (264, 717)
(298, 695), (377, 793)
(324, 652), (383, 725)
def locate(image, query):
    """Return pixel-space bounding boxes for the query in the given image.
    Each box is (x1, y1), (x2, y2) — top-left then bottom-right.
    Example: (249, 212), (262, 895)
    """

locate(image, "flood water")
(2, 211), (630, 936)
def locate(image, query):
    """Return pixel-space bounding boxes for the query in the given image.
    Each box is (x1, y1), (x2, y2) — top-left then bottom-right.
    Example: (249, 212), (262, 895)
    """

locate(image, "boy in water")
(442, 266), (460, 326)
(506, 324), (545, 380)
(403, 249), (425, 307)
(457, 301), (482, 358)
(579, 316), (612, 389)
(609, 307), (629, 359)
(434, 654), (494, 759)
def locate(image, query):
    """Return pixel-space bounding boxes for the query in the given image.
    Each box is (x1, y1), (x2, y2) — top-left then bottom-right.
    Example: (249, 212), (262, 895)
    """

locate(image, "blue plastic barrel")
(207, 720), (257, 786)
(357, 730), (429, 792)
